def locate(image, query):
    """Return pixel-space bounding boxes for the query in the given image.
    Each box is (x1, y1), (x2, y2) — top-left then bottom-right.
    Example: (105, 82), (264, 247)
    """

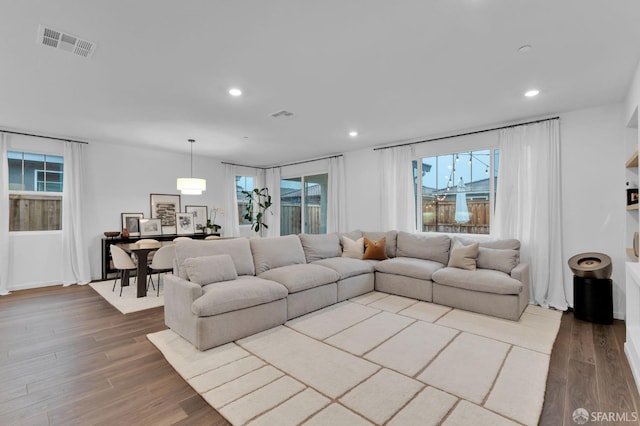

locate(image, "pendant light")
(176, 139), (206, 195)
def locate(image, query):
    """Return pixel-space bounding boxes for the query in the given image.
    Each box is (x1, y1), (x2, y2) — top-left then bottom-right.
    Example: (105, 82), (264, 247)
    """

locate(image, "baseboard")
(8, 281), (62, 292)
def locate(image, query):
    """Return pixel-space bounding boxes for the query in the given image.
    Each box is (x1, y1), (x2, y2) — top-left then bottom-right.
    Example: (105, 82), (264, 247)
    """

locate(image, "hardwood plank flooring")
(1, 285), (639, 425)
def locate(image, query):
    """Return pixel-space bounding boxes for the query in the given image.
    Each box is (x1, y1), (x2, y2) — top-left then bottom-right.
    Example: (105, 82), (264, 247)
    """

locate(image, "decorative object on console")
(241, 188), (272, 236)
(176, 212), (195, 235)
(121, 212), (143, 237)
(103, 231), (120, 239)
(150, 193), (180, 235)
(206, 206), (224, 234)
(176, 138), (206, 195)
(139, 218), (162, 237)
(185, 205), (207, 233)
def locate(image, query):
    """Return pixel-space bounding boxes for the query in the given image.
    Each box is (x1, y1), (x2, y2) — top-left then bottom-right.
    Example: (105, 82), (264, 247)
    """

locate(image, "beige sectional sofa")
(164, 230), (529, 351)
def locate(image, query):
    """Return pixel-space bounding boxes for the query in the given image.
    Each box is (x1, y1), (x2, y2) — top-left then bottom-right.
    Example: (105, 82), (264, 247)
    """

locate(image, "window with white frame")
(414, 149), (498, 234)
(280, 173), (328, 235)
(8, 151), (64, 231)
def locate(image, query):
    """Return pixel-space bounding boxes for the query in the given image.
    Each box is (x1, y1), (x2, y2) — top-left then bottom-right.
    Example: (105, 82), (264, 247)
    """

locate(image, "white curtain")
(327, 156), (347, 233)
(0, 133), (10, 295)
(379, 145), (416, 231)
(61, 142), (92, 285)
(494, 119), (567, 310)
(222, 163), (240, 237)
(264, 167), (281, 237)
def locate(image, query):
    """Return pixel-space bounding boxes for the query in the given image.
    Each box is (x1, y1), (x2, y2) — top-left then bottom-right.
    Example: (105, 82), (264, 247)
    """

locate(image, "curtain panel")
(494, 119), (567, 310)
(61, 142), (92, 285)
(327, 156), (347, 233)
(379, 145), (416, 232)
(0, 134), (10, 295)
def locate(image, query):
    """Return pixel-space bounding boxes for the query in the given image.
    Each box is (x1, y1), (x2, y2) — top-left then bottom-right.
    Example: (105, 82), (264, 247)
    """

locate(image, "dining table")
(117, 240), (169, 297)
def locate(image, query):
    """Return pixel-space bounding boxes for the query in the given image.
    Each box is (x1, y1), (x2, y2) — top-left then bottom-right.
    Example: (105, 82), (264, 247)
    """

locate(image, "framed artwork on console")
(139, 218), (162, 237)
(176, 212), (195, 235)
(150, 193), (180, 234)
(185, 205), (207, 233)
(121, 212), (144, 237)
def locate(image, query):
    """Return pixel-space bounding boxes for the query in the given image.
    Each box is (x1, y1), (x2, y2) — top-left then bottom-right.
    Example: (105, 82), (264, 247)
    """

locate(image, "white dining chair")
(173, 236), (192, 242)
(147, 244), (175, 296)
(110, 245), (137, 296)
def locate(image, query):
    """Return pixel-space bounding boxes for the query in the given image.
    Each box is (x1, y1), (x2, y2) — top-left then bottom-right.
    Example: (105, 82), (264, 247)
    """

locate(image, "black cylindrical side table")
(573, 276), (613, 324)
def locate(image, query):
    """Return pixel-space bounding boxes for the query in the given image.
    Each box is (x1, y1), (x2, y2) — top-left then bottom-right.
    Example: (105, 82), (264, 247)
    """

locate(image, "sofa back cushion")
(250, 235), (307, 274)
(457, 237), (520, 274)
(299, 233), (342, 263)
(396, 231), (451, 265)
(184, 254), (238, 286)
(362, 231), (398, 258)
(175, 239), (255, 279)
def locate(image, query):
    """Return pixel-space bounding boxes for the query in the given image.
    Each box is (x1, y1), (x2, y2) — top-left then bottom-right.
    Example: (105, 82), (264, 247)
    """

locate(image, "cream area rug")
(148, 292), (562, 426)
(89, 277), (164, 314)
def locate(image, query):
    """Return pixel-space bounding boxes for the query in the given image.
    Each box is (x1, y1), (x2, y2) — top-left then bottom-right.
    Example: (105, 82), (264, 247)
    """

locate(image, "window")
(415, 149), (498, 234)
(280, 173), (328, 235)
(8, 151), (64, 231)
(236, 175), (254, 225)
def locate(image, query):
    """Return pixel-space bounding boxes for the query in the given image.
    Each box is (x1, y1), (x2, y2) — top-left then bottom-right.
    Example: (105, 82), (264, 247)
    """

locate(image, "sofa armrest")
(165, 274), (203, 305)
(511, 262), (530, 298)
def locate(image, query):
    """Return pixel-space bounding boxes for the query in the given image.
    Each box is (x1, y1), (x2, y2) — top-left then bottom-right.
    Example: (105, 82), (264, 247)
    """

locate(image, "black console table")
(101, 234), (212, 281)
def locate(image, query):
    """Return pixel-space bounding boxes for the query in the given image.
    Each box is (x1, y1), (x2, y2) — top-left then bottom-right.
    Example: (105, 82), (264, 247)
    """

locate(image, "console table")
(101, 233), (213, 281)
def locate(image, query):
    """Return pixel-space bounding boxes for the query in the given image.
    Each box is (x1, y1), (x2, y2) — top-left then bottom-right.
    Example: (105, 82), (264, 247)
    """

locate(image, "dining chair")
(147, 244), (175, 296)
(131, 238), (159, 265)
(204, 235), (221, 240)
(110, 244), (137, 296)
(173, 236), (192, 242)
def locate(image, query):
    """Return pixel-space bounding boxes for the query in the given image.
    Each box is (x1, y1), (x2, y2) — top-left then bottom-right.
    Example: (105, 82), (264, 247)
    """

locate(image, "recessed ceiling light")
(525, 89), (540, 97)
(518, 44), (532, 53)
(229, 88), (242, 97)
(349, 131), (358, 137)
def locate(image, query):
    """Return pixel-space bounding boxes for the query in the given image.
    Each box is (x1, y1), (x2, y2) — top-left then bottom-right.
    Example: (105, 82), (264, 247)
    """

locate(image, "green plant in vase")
(206, 207), (224, 234)
(241, 187), (272, 236)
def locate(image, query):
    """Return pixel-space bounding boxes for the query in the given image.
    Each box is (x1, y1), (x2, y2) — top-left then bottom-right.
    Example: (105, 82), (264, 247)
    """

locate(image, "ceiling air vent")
(37, 25), (96, 58)
(271, 110), (295, 119)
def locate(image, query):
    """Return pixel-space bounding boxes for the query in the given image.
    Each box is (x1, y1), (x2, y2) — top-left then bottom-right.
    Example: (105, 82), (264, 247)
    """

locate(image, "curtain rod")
(373, 116), (560, 151)
(222, 154), (343, 170)
(0, 129), (89, 145)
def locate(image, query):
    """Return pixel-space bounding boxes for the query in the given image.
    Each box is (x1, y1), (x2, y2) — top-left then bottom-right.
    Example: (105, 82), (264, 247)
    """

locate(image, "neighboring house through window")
(8, 151), (64, 231)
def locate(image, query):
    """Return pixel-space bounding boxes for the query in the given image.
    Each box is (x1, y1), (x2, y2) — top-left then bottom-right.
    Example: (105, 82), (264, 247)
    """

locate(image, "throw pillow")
(341, 236), (365, 259)
(363, 237), (388, 260)
(184, 254), (238, 286)
(477, 247), (519, 274)
(447, 240), (479, 270)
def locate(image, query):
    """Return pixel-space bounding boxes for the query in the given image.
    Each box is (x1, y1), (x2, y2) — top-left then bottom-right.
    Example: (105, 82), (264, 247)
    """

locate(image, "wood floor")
(0, 285), (639, 425)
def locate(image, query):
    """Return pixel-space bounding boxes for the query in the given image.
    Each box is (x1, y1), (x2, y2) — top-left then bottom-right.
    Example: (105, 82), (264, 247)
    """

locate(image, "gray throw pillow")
(476, 247), (520, 274)
(448, 240), (479, 270)
(184, 254), (238, 286)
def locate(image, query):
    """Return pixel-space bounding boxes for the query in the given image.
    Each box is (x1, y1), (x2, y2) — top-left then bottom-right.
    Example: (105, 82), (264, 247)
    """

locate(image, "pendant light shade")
(177, 139), (206, 195)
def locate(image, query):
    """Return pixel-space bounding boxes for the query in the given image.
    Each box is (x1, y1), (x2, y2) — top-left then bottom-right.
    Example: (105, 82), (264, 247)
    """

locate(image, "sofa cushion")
(184, 254), (238, 286)
(259, 264), (340, 293)
(432, 267), (523, 295)
(340, 229), (363, 242)
(191, 276), (288, 317)
(313, 257), (374, 279)
(396, 231), (451, 264)
(363, 237), (388, 260)
(250, 235), (307, 275)
(375, 257), (445, 281)
(477, 247), (520, 274)
(175, 238), (255, 279)
(341, 236), (365, 259)
(299, 233), (342, 263)
(448, 241), (479, 271)
(363, 231), (398, 258)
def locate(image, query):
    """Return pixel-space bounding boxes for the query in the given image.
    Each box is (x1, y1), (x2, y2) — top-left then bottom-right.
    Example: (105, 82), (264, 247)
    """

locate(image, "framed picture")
(150, 193), (181, 234)
(139, 218), (162, 237)
(176, 212), (195, 235)
(121, 212), (144, 237)
(185, 205), (207, 233)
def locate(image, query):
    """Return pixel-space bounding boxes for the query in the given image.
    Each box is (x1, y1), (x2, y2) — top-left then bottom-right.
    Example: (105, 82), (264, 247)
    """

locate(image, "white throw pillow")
(341, 236), (365, 259)
(184, 254), (238, 286)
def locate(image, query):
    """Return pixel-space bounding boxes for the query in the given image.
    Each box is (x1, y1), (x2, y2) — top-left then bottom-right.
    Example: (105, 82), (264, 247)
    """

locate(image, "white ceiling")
(1, 1), (639, 167)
